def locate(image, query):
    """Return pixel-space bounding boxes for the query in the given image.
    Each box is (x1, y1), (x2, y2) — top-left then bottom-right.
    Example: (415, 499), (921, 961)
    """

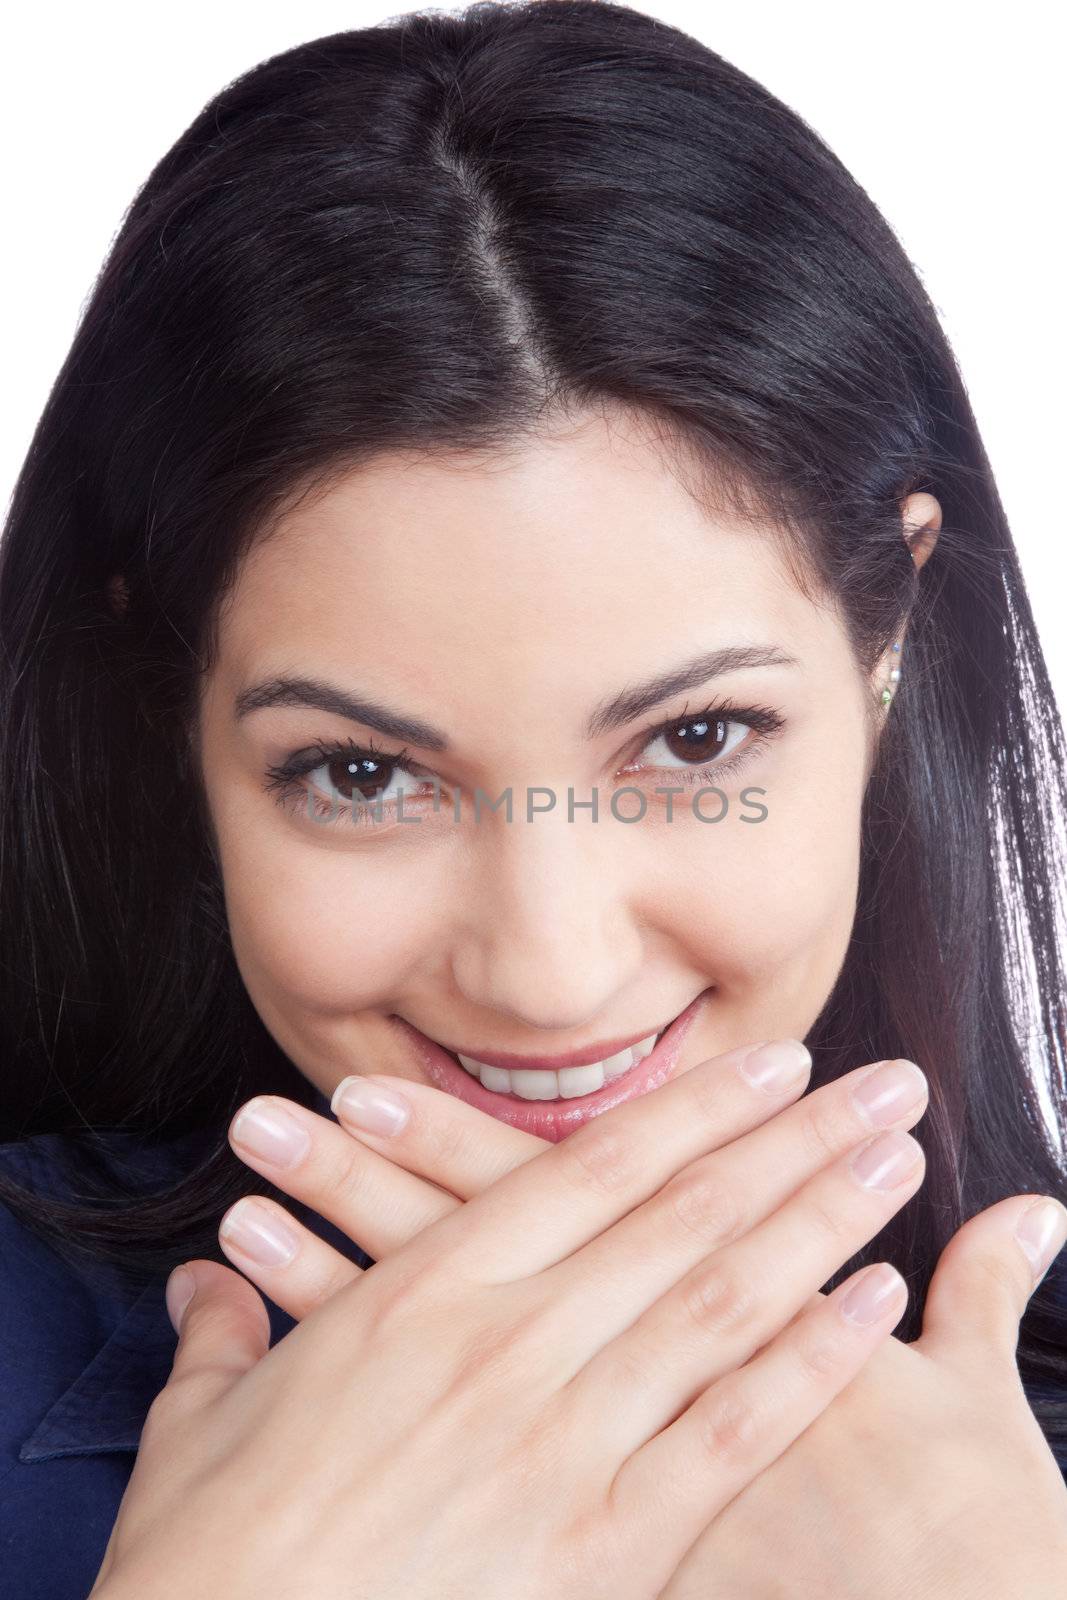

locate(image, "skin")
(148, 402), (1067, 1595)
(194, 403), (938, 1097)
(93, 1044), (932, 1600)
(202, 1069), (1067, 1600)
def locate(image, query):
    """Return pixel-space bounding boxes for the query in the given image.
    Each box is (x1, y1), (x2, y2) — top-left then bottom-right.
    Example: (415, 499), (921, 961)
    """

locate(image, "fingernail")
(220, 1198), (301, 1267)
(332, 1075), (412, 1136)
(1014, 1197), (1067, 1287)
(231, 1098), (312, 1170)
(838, 1262), (907, 1327)
(737, 1038), (812, 1093)
(849, 1129), (923, 1190)
(851, 1060), (927, 1127)
(165, 1265), (195, 1333)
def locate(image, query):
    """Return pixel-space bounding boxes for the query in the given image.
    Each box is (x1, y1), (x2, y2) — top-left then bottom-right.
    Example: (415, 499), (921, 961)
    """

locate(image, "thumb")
(919, 1193), (1067, 1366)
(165, 1258), (272, 1400)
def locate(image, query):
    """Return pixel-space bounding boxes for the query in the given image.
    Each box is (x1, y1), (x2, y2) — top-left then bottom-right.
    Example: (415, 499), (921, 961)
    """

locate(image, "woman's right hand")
(89, 1037), (926, 1600)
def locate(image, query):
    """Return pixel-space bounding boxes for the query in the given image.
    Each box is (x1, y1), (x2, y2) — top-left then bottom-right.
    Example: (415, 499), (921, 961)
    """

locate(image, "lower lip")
(389, 988), (714, 1141)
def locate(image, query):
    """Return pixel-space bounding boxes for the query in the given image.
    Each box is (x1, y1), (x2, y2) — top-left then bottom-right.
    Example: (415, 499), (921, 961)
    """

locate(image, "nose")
(449, 805), (646, 1032)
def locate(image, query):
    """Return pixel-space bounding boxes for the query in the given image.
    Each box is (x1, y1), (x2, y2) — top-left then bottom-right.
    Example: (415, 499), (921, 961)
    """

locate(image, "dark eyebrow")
(234, 676), (449, 749)
(584, 644), (799, 738)
(233, 645), (799, 750)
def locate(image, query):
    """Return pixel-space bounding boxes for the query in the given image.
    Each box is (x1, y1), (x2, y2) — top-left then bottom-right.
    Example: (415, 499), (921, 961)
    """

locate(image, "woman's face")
(195, 407), (934, 1138)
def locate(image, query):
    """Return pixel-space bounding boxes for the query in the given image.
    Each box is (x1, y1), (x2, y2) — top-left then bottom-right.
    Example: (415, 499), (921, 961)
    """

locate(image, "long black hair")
(3, 0), (1066, 1453)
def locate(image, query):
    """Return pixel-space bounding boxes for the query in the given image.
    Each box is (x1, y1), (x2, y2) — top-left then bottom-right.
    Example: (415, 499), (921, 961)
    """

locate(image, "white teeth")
(454, 1031), (660, 1101)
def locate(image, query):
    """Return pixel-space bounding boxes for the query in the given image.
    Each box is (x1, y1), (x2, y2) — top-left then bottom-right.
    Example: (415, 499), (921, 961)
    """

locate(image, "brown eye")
(315, 752), (396, 804)
(639, 714), (747, 772)
(264, 733), (444, 832)
(659, 715), (731, 765)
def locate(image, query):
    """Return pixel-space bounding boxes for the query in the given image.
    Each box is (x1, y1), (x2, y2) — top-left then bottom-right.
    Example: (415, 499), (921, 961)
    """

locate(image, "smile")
(454, 1033), (661, 1100)
(387, 987), (714, 1141)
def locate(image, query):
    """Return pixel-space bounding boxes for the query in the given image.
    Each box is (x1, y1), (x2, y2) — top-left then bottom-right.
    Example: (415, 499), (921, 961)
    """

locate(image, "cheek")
(217, 836), (444, 1015)
(659, 747), (864, 989)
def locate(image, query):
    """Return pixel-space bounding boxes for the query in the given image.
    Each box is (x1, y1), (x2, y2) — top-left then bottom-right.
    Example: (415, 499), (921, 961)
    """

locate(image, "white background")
(2, 1), (1064, 709)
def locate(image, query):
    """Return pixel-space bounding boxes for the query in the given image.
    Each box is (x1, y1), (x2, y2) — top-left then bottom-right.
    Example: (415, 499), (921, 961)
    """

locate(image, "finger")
(161, 1259), (271, 1404)
(570, 1129), (924, 1454)
(608, 1260), (908, 1571)
(229, 1041), (804, 1281)
(543, 1057), (927, 1335)
(401, 1038), (816, 1282)
(331, 1072), (547, 1197)
(218, 1078), (541, 1318)
(422, 1047), (924, 1288)
(217, 1195), (367, 1322)
(231, 1050), (921, 1318)
(919, 1192), (1067, 1367)
(227, 1094), (462, 1262)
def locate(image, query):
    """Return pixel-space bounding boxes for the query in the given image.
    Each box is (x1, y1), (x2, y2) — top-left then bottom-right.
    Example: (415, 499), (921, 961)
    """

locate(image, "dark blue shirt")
(2, 1099), (1066, 1599)
(0, 1087), (377, 1598)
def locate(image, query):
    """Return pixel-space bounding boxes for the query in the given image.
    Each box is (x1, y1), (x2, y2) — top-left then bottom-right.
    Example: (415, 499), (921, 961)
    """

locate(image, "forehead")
(217, 417), (826, 678)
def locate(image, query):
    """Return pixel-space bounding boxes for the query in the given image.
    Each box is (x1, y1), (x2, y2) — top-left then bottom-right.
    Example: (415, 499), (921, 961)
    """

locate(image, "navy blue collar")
(18, 1085), (370, 1463)
(20, 1276), (217, 1461)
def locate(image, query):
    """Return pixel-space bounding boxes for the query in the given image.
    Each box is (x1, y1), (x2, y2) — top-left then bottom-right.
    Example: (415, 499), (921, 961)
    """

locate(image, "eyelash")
(262, 697), (786, 828)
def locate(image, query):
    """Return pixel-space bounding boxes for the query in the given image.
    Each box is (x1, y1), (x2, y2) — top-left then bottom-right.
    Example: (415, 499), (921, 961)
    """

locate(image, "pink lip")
(389, 987), (714, 1141)
(417, 1021), (676, 1073)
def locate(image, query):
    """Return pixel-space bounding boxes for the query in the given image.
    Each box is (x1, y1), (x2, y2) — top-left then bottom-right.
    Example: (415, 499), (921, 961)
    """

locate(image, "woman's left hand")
(216, 1075), (1067, 1599)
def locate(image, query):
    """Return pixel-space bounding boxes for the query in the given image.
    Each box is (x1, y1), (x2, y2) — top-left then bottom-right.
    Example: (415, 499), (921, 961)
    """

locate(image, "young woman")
(2, 3), (1065, 1596)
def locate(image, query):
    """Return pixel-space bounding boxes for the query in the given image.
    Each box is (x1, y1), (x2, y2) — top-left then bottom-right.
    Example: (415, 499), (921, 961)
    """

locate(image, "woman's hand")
(219, 1056), (1067, 1600)
(91, 1038), (916, 1600)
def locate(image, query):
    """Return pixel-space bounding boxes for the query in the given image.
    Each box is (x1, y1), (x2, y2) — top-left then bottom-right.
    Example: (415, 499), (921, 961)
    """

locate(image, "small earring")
(881, 640), (903, 706)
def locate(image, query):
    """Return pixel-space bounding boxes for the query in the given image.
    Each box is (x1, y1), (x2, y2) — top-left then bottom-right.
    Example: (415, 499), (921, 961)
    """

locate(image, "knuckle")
(685, 1057), (738, 1131)
(366, 1256), (438, 1336)
(802, 1184), (854, 1247)
(148, 1370), (214, 1427)
(798, 1097), (849, 1167)
(559, 1498), (614, 1581)
(452, 1319), (515, 1390)
(420, 1109), (468, 1170)
(445, 1304), (536, 1407)
(178, 1297), (241, 1348)
(316, 1144), (373, 1211)
(559, 1123), (639, 1197)
(794, 1320), (848, 1381)
(607, 1335), (660, 1399)
(482, 1285), (553, 1366)
(310, 1256), (363, 1304)
(666, 1166), (743, 1247)
(696, 1384), (761, 1463)
(971, 1248), (1023, 1301)
(512, 1401), (568, 1495)
(679, 1258), (755, 1338)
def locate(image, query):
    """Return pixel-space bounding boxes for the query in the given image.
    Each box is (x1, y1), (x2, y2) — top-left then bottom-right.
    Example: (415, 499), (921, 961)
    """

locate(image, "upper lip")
(393, 1007), (691, 1072)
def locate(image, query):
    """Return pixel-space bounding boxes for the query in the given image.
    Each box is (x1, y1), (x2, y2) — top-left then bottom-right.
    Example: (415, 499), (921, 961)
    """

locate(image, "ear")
(868, 491), (943, 699)
(900, 490), (941, 571)
(105, 571), (129, 618)
(918, 1194), (1067, 1368)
